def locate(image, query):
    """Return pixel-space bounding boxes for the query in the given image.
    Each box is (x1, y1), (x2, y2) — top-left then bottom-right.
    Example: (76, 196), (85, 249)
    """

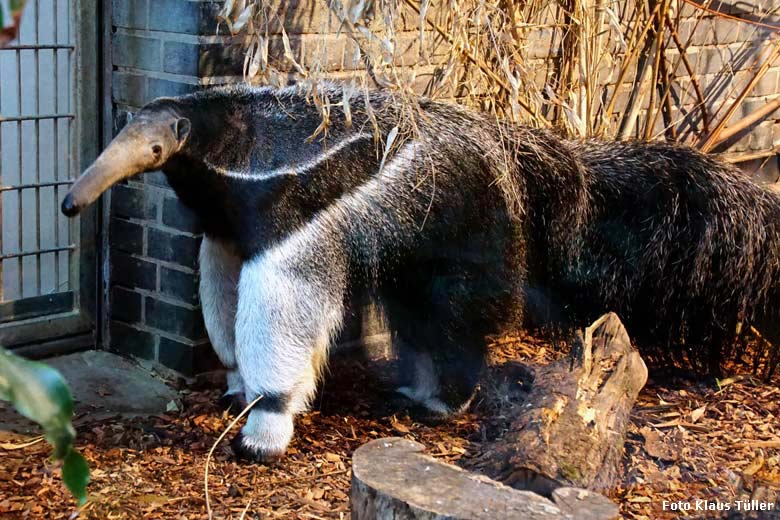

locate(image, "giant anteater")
(61, 83), (780, 461)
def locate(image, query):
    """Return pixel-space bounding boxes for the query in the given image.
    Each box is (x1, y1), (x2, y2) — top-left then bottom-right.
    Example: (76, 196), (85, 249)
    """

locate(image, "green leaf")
(1, 0), (27, 31)
(0, 346), (89, 503)
(0, 348), (74, 436)
(62, 450), (90, 506)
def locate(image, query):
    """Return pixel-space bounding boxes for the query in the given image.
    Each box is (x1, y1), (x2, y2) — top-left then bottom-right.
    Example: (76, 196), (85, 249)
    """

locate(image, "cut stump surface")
(351, 437), (619, 519)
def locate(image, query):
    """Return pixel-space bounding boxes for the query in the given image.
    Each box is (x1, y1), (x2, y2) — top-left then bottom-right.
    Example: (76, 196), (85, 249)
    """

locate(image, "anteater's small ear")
(173, 117), (191, 145)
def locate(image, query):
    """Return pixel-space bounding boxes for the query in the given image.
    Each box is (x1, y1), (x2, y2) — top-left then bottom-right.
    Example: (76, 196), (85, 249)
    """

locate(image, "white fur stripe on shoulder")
(210, 132), (371, 181)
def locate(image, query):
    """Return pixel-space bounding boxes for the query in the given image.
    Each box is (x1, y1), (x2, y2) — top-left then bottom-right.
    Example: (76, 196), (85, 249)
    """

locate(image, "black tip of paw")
(406, 405), (449, 426)
(218, 393), (248, 414)
(231, 433), (284, 464)
(374, 390), (415, 416)
(376, 390), (449, 425)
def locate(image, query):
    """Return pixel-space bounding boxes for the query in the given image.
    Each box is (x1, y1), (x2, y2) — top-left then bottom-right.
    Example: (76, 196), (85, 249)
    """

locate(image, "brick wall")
(242, 0), (780, 164)
(669, 0), (780, 165)
(523, 0), (779, 159)
(107, 0), (230, 374)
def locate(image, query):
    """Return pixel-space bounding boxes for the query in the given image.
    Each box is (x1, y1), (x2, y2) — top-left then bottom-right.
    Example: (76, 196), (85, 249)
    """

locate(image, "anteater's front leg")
(231, 239), (347, 462)
(199, 236), (245, 411)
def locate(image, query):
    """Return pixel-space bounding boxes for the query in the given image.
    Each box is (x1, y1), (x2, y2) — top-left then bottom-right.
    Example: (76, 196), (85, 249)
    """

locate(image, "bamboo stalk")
(619, 43), (656, 139)
(700, 38), (780, 152)
(643, 0), (667, 140)
(664, 13), (710, 133)
(709, 96), (780, 146)
(602, 1), (665, 125)
(681, 0), (780, 32)
(560, 0), (582, 132)
(618, 1), (662, 142)
(659, 51), (678, 140)
(589, 0), (610, 135)
(716, 148), (779, 163)
(647, 46), (675, 140)
(579, 0), (590, 135)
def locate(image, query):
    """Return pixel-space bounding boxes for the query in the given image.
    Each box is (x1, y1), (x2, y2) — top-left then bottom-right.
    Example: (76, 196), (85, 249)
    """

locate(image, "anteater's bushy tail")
(557, 140), (780, 375)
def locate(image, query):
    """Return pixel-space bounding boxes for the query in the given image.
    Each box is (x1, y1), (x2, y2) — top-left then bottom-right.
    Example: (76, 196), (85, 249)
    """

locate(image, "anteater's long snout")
(61, 113), (190, 217)
(61, 125), (159, 217)
(61, 151), (131, 217)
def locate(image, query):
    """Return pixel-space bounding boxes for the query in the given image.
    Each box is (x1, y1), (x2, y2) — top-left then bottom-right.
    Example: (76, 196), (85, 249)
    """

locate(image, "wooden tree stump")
(478, 312), (648, 494)
(349, 313), (645, 518)
(351, 437), (619, 519)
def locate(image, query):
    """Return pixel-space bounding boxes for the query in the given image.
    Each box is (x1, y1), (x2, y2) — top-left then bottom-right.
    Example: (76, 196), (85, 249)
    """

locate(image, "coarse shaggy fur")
(562, 140), (780, 373)
(382, 97), (780, 376)
(386, 93), (780, 375)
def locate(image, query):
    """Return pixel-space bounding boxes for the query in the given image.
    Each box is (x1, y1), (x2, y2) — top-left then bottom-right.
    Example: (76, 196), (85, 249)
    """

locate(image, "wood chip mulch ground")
(0, 334), (778, 519)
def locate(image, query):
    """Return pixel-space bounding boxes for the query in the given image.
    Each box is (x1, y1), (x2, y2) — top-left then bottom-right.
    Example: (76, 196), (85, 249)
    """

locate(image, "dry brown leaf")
(391, 420), (410, 434)
(134, 494), (171, 504)
(640, 427), (682, 462)
(2, 333), (777, 520)
(690, 405), (706, 423)
(743, 455), (765, 477)
(324, 452), (341, 463)
(0, 436), (44, 450)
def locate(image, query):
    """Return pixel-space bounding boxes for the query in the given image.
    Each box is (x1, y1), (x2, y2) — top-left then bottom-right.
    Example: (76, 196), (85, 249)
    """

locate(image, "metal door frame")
(0, 0), (99, 355)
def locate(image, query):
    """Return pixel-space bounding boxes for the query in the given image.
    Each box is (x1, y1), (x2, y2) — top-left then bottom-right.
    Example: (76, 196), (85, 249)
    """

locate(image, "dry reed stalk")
(618, 34), (658, 139)
(601, 0), (665, 133)
(204, 395), (263, 520)
(714, 97), (780, 145)
(700, 38), (780, 152)
(404, 0), (546, 124)
(642, 0), (667, 141)
(664, 13), (710, 132)
(648, 45), (677, 140)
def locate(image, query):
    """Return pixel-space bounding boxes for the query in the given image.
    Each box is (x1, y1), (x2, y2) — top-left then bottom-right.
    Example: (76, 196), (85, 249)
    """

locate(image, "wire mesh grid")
(0, 0), (76, 309)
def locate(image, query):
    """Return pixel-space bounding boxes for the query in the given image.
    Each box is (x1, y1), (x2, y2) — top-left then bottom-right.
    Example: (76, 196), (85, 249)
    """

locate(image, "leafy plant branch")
(0, 347), (90, 505)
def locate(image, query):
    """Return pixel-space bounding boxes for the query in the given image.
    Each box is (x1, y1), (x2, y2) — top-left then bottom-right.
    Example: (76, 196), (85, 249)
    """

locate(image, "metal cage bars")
(0, 0), (75, 307)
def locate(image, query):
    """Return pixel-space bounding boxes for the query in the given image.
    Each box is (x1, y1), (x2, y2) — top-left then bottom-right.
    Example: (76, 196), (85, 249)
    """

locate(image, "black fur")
(564, 140), (780, 372)
(231, 432), (284, 464)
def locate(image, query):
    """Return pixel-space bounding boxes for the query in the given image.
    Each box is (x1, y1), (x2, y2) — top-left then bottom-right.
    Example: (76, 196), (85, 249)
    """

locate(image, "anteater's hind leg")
(199, 236), (245, 411)
(397, 340), (484, 422)
(747, 302), (780, 380)
(429, 335), (487, 415)
(393, 335), (485, 421)
(393, 337), (452, 418)
(382, 272), (489, 421)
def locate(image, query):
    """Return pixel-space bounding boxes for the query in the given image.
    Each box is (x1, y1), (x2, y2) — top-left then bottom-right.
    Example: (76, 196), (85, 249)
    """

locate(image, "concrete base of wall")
(0, 350), (181, 436)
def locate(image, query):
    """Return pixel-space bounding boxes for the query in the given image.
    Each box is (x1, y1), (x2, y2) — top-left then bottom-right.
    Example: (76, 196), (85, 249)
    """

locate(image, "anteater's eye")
(152, 144), (163, 158)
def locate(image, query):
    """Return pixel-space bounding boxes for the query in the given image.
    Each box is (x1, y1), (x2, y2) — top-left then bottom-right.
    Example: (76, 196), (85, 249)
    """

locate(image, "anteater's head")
(61, 101), (191, 217)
